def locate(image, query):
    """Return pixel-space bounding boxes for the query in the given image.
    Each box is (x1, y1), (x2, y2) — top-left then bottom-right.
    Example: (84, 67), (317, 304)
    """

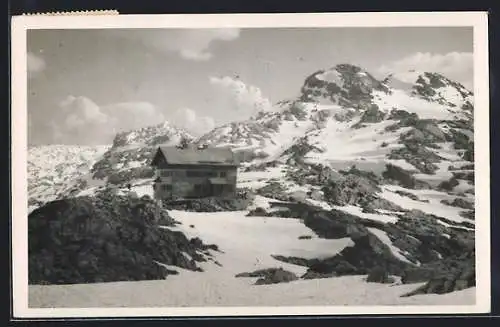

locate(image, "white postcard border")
(11, 11), (491, 318)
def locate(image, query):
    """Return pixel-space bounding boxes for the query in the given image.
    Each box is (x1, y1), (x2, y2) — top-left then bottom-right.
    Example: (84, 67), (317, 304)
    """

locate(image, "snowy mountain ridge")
(28, 144), (110, 210)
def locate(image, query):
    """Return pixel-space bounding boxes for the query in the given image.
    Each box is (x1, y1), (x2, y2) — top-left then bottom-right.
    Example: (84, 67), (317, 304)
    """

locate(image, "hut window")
(187, 170), (218, 178)
(160, 170), (173, 177)
(220, 171), (227, 177)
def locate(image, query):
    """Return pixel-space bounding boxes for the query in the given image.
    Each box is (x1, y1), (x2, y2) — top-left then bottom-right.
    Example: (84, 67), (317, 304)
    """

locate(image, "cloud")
(171, 108), (215, 136)
(377, 52), (473, 89)
(27, 52), (46, 77)
(109, 28), (240, 61)
(209, 76), (273, 117)
(53, 96), (165, 144)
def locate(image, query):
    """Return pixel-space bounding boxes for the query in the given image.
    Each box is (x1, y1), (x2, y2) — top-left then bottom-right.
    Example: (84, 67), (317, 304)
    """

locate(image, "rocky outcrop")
(400, 120), (447, 145)
(255, 182), (291, 202)
(394, 190), (428, 202)
(165, 196), (252, 212)
(438, 176), (460, 192)
(366, 265), (396, 284)
(236, 268), (298, 285)
(385, 110), (420, 131)
(259, 201), (474, 295)
(318, 166), (406, 212)
(352, 104), (386, 128)
(401, 252), (475, 296)
(440, 198), (474, 210)
(28, 190), (213, 285)
(388, 141), (444, 174)
(382, 164), (430, 189)
(299, 210), (411, 277)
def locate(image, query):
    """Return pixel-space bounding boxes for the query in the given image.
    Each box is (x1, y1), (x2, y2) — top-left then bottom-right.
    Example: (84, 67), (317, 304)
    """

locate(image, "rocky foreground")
(28, 189), (218, 285)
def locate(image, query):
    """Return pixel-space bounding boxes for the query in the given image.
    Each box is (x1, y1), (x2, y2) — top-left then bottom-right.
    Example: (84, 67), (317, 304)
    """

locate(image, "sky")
(27, 27), (473, 145)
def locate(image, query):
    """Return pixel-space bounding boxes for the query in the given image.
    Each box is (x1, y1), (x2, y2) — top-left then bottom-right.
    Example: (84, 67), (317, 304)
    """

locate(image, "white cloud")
(109, 28), (240, 61)
(171, 107), (215, 136)
(377, 52), (473, 89)
(27, 52), (46, 77)
(54, 96), (165, 144)
(209, 76), (273, 117)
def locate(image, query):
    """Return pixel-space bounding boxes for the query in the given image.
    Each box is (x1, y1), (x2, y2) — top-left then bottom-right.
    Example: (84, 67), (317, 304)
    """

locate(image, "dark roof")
(152, 145), (238, 166)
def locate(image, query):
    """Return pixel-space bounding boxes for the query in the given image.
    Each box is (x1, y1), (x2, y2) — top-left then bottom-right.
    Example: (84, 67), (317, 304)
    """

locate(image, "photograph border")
(11, 11), (491, 318)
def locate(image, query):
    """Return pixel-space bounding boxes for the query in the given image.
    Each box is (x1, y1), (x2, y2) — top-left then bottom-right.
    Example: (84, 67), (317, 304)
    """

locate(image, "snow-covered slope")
(29, 209), (475, 308)
(198, 65), (473, 166)
(28, 145), (109, 210)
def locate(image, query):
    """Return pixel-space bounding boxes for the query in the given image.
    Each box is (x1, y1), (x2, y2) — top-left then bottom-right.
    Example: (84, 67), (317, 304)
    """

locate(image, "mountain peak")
(111, 121), (194, 148)
(411, 72), (473, 109)
(300, 64), (389, 110)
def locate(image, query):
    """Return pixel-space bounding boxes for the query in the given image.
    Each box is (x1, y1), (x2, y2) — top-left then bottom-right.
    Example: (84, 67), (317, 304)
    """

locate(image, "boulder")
(366, 265), (395, 284)
(236, 268), (298, 285)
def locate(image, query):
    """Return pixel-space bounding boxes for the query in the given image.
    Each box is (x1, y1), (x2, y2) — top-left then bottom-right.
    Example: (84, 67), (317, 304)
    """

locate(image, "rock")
(459, 210), (475, 220)
(166, 196), (251, 212)
(301, 271), (337, 280)
(394, 190), (420, 201)
(382, 164), (429, 189)
(310, 190), (324, 201)
(388, 141), (443, 174)
(438, 177), (460, 191)
(321, 171), (381, 206)
(272, 255), (311, 267)
(301, 209), (412, 278)
(360, 197), (405, 213)
(451, 171), (474, 183)
(256, 182), (290, 202)
(440, 198), (474, 210)
(401, 253), (475, 296)
(366, 265), (395, 284)
(303, 209), (365, 239)
(246, 207), (269, 217)
(28, 192), (213, 285)
(306, 257), (360, 276)
(400, 120), (446, 145)
(352, 104), (386, 128)
(236, 268), (298, 285)
(385, 110), (420, 131)
(282, 137), (323, 165)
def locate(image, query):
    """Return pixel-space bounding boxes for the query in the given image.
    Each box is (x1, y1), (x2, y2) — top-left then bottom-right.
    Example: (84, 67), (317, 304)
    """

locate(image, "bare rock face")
(401, 252), (475, 296)
(28, 190), (213, 285)
(301, 210), (411, 277)
(382, 164), (430, 190)
(300, 64), (389, 110)
(259, 200), (475, 295)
